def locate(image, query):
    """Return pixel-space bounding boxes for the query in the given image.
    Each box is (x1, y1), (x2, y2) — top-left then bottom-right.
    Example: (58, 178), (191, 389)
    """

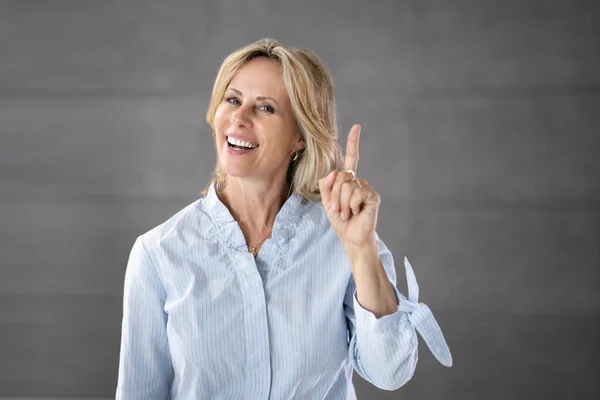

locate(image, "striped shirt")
(116, 184), (452, 399)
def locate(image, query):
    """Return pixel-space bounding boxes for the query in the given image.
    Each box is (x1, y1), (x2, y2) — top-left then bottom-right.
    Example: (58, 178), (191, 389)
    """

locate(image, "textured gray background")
(1, 0), (599, 399)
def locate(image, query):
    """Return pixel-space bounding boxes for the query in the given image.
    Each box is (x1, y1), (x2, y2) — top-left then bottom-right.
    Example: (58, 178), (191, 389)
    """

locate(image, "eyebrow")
(227, 87), (280, 106)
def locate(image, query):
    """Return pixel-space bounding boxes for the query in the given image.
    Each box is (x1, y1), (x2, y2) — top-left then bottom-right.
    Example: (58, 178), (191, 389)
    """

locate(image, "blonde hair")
(204, 38), (343, 201)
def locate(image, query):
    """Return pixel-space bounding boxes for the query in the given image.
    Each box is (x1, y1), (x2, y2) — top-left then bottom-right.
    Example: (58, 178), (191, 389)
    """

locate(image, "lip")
(225, 133), (259, 146)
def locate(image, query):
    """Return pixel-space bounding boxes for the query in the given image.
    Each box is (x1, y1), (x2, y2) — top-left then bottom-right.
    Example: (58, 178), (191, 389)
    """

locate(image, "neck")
(217, 176), (289, 237)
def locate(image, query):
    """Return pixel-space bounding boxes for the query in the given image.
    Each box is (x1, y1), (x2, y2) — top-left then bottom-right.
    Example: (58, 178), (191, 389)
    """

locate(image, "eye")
(258, 104), (275, 113)
(226, 97), (240, 105)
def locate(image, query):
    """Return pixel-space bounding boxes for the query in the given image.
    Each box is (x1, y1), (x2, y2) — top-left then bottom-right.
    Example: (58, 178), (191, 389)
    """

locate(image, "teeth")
(227, 136), (257, 149)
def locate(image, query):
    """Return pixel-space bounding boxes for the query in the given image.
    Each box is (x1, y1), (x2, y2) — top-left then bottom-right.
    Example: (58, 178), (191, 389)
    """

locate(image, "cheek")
(213, 105), (229, 131)
(213, 109), (229, 150)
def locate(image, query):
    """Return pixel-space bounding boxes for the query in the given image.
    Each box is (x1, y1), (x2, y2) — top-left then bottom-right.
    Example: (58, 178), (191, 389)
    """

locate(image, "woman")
(116, 38), (452, 399)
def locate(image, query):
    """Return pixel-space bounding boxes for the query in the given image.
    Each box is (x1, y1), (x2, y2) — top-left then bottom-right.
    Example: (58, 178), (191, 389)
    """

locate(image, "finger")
(330, 169), (353, 212)
(349, 180), (366, 216)
(318, 170), (337, 207)
(340, 180), (358, 220)
(344, 124), (361, 172)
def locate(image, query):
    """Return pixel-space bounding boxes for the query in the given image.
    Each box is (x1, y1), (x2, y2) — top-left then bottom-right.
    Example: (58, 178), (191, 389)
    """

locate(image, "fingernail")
(329, 202), (337, 211)
(341, 212), (347, 220)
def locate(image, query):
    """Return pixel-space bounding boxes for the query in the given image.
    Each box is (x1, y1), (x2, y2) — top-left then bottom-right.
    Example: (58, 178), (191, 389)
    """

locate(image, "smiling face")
(213, 57), (304, 186)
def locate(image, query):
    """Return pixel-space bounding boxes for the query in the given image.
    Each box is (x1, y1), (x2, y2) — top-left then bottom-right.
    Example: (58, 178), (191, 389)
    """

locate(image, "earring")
(291, 150), (300, 161)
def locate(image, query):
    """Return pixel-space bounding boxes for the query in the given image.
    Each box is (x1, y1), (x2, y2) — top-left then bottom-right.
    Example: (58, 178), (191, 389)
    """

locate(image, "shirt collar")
(202, 182), (306, 241)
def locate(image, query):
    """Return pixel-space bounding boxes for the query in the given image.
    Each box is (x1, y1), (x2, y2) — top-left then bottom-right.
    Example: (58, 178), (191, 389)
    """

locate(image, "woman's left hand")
(318, 124), (381, 253)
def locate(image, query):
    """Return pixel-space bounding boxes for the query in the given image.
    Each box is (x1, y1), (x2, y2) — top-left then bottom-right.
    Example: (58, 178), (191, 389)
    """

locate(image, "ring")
(344, 169), (361, 188)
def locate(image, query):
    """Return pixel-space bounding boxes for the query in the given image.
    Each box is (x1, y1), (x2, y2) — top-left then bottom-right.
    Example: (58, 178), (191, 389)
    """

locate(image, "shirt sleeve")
(116, 236), (173, 399)
(344, 235), (452, 391)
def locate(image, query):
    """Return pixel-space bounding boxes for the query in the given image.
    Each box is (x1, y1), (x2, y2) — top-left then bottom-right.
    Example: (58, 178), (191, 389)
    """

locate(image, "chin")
(220, 161), (252, 179)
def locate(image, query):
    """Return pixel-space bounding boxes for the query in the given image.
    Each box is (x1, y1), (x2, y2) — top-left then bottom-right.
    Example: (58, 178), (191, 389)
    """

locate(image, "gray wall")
(1, 0), (598, 398)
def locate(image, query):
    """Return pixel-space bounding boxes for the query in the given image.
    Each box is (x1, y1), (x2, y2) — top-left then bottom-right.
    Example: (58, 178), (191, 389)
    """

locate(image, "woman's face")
(214, 57), (304, 185)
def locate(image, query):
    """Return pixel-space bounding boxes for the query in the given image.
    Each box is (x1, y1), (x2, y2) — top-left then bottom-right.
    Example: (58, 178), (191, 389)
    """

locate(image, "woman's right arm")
(116, 236), (173, 400)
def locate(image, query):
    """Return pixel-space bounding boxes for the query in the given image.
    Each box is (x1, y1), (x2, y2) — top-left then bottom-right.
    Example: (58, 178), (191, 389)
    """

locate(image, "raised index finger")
(344, 124), (361, 172)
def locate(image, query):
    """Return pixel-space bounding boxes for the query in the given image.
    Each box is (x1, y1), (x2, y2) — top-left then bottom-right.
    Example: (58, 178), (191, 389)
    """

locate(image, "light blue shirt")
(116, 184), (452, 399)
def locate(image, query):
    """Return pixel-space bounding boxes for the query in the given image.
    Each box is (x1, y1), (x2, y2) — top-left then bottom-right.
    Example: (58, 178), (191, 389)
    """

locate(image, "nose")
(230, 104), (253, 128)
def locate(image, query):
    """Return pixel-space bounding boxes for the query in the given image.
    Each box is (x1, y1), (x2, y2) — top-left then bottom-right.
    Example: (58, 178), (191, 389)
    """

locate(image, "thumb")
(318, 170), (337, 206)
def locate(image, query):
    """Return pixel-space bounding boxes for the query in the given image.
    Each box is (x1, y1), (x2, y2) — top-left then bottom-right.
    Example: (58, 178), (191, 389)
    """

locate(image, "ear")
(295, 134), (305, 151)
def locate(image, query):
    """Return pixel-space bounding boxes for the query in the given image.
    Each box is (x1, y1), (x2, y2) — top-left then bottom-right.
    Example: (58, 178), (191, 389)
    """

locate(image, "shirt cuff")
(353, 285), (406, 334)
(353, 257), (454, 367)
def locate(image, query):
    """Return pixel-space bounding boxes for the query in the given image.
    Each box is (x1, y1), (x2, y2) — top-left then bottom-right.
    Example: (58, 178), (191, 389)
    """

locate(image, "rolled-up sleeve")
(345, 237), (452, 391)
(116, 236), (173, 399)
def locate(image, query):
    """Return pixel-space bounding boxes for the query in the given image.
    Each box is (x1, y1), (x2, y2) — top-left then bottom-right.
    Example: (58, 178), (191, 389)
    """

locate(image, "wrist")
(344, 236), (379, 264)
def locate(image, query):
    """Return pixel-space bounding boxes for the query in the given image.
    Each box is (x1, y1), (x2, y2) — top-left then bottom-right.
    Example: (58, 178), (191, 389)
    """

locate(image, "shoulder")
(137, 196), (207, 253)
(293, 197), (339, 241)
(294, 196), (329, 226)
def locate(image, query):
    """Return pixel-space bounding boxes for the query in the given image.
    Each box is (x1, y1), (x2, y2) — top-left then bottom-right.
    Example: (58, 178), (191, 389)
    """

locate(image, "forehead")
(228, 57), (288, 100)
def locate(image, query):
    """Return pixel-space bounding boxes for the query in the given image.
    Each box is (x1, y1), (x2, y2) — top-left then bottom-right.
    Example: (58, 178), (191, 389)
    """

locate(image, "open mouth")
(227, 136), (258, 150)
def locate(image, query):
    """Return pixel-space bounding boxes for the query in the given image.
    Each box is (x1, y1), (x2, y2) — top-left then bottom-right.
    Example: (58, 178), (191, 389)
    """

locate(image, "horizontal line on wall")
(0, 294), (122, 299)
(392, 199), (600, 210)
(0, 189), (598, 211)
(0, 88), (206, 99)
(409, 86), (600, 99)
(428, 307), (600, 319)
(0, 187), (202, 204)
(0, 86), (599, 100)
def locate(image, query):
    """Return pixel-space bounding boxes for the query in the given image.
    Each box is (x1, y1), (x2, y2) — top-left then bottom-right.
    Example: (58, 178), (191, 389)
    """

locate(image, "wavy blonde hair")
(204, 38), (343, 201)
